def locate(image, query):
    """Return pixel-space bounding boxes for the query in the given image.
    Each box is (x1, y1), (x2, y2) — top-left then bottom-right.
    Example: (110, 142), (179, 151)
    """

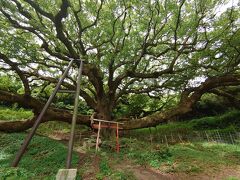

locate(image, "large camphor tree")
(0, 0), (239, 131)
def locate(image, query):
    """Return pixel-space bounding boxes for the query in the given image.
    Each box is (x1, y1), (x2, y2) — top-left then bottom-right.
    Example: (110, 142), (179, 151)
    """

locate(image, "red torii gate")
(91, 118), (124, 152)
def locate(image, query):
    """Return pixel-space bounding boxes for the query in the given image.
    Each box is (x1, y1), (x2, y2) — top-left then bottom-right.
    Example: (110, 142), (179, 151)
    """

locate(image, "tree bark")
(122, 74), (240, 129)
(0, 90), (90, 132)
(0, 113), (90, 133)
(0, 118), (37, 132)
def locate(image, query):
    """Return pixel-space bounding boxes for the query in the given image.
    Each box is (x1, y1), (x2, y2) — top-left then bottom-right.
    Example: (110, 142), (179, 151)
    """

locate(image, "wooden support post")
(67, 60), (83, 169)
(96, 121), (101, 152)
(11, 59), (75, 167)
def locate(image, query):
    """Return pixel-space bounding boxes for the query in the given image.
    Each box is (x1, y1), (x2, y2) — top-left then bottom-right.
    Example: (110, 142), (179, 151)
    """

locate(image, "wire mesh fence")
(122, 129), (240, 145)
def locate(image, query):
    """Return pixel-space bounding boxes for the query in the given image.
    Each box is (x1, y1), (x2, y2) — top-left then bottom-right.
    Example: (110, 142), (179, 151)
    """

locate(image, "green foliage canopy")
(0, 0), (239, 118)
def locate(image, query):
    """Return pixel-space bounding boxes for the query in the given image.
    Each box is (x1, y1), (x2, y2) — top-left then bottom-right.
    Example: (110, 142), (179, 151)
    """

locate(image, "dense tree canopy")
(0, 0), (239, 131)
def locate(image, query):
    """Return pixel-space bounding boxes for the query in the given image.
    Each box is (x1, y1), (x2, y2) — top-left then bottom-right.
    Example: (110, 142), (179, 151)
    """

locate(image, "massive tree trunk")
(93, 96), (116, 138)
(0, 75), (240, 132)
(95, 99), (113, 121)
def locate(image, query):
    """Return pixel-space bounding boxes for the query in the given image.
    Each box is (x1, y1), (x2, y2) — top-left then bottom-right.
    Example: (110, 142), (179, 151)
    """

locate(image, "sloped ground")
(0, 132), (79, 179)
(73, 131), (240, 180)
(1, 129), (240, 180)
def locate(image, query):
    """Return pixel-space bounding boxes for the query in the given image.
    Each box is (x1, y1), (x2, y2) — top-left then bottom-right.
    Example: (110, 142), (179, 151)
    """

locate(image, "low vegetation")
(0, 107), (239, 179)
(0, 0), (239, 179)
(131, 110), (240, 137)
(118, 138), (240, 173)
(1, 131), (239, 179)
(0, 133), (79, 179)
(0, 106), (33, 121)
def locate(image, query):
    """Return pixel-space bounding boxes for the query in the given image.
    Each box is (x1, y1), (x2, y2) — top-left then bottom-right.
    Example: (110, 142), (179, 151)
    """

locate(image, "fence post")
(155, 127), (160, 141)
(186, 134), (190, 143)
(171, 133), (174, 143)
(229, 132), (235, 144)
(217, 130), (222, 143)
(164, 135), (168, 147)
(149, 128), (153, 145)
(178, 134), (183, 143)
(196, 131), (201, 142)
(205, 131), (210, 142)
(213, 131), (217, 143)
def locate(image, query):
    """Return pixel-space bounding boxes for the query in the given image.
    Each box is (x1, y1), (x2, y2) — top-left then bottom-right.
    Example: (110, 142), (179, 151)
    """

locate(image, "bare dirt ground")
(114, 162), (240, 180)
(114, 162), (172, 180)
(79, 154), (101, 180)
(173, 166), (240, 180)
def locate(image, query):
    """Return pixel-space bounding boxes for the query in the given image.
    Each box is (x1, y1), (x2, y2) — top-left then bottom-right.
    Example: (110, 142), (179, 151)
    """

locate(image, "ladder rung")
(58, 90), (75, 93)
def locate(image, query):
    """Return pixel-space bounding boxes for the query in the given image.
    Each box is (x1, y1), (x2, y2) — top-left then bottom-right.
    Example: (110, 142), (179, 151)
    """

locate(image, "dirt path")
(121, 166), (172, 180)
(114, 161), (172, 180)
(174, 166), (240, 180)
(129, 167), (170, 180)
(79, 154), (101, 180)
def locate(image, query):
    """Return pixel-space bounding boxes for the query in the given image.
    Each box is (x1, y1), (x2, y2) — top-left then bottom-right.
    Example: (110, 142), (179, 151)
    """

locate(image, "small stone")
(56, 169), (77, 180)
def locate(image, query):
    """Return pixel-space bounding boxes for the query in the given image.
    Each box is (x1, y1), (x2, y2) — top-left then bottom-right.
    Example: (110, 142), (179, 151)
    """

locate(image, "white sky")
(217, 0), (239, 15)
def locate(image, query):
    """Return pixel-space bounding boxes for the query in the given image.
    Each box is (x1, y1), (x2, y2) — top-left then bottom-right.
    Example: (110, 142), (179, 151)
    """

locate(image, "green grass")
(167, 142), (240, 173)
(108, 170), (136, 180)
(0, 106), (33, 121)
(0, 132), (79, 179)
(225, 177), (240, 180)
(0, 107), (240, 178)
(116, 138), (240, 173)
(1, 133), (239, 179)
(130, 110), (240, 137)
(36, 121), (90, 136)
(189, 110), (240, 130)
(94, 152), (136, 180)
(76, 148), (136, 180)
